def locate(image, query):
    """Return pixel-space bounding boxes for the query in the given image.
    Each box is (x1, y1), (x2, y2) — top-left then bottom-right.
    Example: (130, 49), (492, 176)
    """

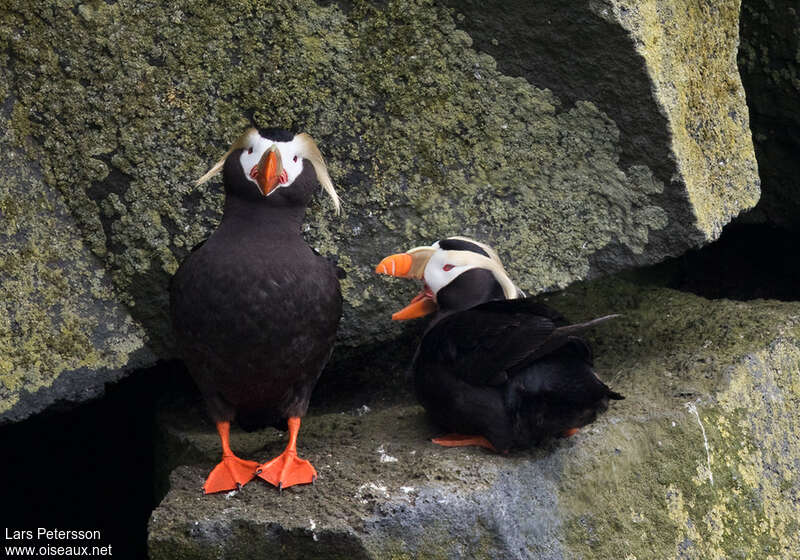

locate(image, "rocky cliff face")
(0, 0), (759, 422)
(5, 0), (800, 556)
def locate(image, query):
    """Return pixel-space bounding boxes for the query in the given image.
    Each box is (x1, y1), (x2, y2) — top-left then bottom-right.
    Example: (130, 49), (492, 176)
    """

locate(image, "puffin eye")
(442, 264), (454, 271)
(248, 147), (253, 154)
(293, 155), (298, 163)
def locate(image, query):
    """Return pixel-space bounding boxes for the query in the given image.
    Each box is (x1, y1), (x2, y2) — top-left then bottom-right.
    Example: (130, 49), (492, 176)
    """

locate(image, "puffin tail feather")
(552, 314), (620, 337)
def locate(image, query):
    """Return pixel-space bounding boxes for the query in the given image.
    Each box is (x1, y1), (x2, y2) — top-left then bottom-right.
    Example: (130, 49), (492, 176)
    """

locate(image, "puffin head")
(195, 127), (341, 213)
(375, 237), (522, 320)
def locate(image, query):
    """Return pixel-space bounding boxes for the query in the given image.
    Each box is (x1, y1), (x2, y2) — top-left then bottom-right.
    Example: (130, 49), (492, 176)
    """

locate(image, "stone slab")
(149, 278), (800, 559)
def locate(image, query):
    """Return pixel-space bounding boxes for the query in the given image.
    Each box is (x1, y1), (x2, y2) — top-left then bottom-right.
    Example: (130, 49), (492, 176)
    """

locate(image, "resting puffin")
(375, 237), (623, 452)
(170, 127), (342, 493)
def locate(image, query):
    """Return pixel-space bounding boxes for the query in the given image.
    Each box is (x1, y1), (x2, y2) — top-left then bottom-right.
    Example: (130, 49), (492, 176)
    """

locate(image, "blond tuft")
(296, 133), (341, 214)
(195, 128), (257, 186)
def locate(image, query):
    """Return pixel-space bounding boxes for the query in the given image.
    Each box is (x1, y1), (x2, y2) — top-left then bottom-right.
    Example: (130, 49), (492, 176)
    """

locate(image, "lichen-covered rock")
(0, 0), (759, 379)
(0, 71), (153, 423)
(446, 0), (761, 269)
(148, 279), (800, 559)
(738, 0), (800, 229)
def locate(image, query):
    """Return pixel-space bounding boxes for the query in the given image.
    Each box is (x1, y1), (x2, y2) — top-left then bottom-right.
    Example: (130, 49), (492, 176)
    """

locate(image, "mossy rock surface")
(0, 0), (757, 420)
(0, 78), (152, 424)
(148, 278), (800, 559)
(442, 0), (760, 269)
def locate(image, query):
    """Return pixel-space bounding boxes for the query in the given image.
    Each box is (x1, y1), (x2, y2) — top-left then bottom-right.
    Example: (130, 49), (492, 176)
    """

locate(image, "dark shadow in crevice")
(737, 0), (800, 230)
(629, 223), (800, 301)
(311, 325), (423, 414)
(0, 361), (193, 560)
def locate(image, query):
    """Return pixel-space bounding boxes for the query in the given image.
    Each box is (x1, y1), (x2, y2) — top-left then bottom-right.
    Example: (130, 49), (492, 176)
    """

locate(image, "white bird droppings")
(356, 404), (371, 416)
(376, 445), (399, 463)
(686, 402), (714, 486)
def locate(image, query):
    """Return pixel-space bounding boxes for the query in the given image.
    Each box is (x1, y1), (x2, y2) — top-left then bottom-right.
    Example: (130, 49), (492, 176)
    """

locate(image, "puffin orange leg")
(257, 417), (317, 490)
(204, 421), (260, 494)
(563, 427), (580, 438)
(431, 433), (498, 452)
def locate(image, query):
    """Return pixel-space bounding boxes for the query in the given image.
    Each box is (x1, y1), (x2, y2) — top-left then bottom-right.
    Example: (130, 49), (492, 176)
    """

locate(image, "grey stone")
(442, 0), (761, 272)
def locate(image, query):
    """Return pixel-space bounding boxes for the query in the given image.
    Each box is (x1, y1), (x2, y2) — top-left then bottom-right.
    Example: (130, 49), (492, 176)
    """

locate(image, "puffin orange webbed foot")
(257, 452), (317, 490)
(203, 421), (259, 494)
(256, 416), (317, 490)
(204, 454), (260, 494)
(431, 433), (498, 453)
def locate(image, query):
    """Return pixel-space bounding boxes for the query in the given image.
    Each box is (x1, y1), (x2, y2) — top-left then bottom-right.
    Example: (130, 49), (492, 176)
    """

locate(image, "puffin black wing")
(418, 298), (616, 388)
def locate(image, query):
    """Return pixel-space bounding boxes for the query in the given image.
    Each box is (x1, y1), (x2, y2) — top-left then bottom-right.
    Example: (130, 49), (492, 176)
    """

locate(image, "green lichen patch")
(548, 280), (800, 559)
(0, 85), (148, 418)
(610, 0), (760, 238)
(542, 280), (792, 402)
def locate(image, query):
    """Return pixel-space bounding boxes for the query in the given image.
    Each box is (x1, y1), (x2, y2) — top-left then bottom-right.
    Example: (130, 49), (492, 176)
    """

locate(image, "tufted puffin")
(375, 237), (623, 453)
(170, 127), (342, 493)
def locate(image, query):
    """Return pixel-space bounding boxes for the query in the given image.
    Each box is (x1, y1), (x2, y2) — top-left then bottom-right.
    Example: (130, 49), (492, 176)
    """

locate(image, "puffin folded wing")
(419, 302), (562, 388)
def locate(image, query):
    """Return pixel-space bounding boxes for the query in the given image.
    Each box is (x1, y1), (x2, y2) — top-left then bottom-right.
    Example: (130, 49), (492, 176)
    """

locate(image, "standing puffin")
(375, 237), (623, 452)
(170, 127), (342, 493)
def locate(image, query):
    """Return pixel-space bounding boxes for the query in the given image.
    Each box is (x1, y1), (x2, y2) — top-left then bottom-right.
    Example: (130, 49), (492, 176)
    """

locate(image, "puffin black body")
(376, 237), (622, 453)
(170, 127), (342, 492)
(412, 295), (622, 451)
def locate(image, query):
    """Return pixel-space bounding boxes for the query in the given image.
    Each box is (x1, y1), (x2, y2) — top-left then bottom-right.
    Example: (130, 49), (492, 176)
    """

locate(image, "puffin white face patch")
(419, 237), (521, 301)
(196, 128), (339, 213)
(423, 249), (476, 297)
(238, 131), (306, 194)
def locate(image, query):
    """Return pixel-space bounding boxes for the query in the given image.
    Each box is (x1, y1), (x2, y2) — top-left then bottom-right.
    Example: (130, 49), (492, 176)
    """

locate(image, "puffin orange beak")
(375, 253), (438, 320)
(391, 287), (437, 320)
(375, 253), (414, 277)
(252, 146), (283, 196)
